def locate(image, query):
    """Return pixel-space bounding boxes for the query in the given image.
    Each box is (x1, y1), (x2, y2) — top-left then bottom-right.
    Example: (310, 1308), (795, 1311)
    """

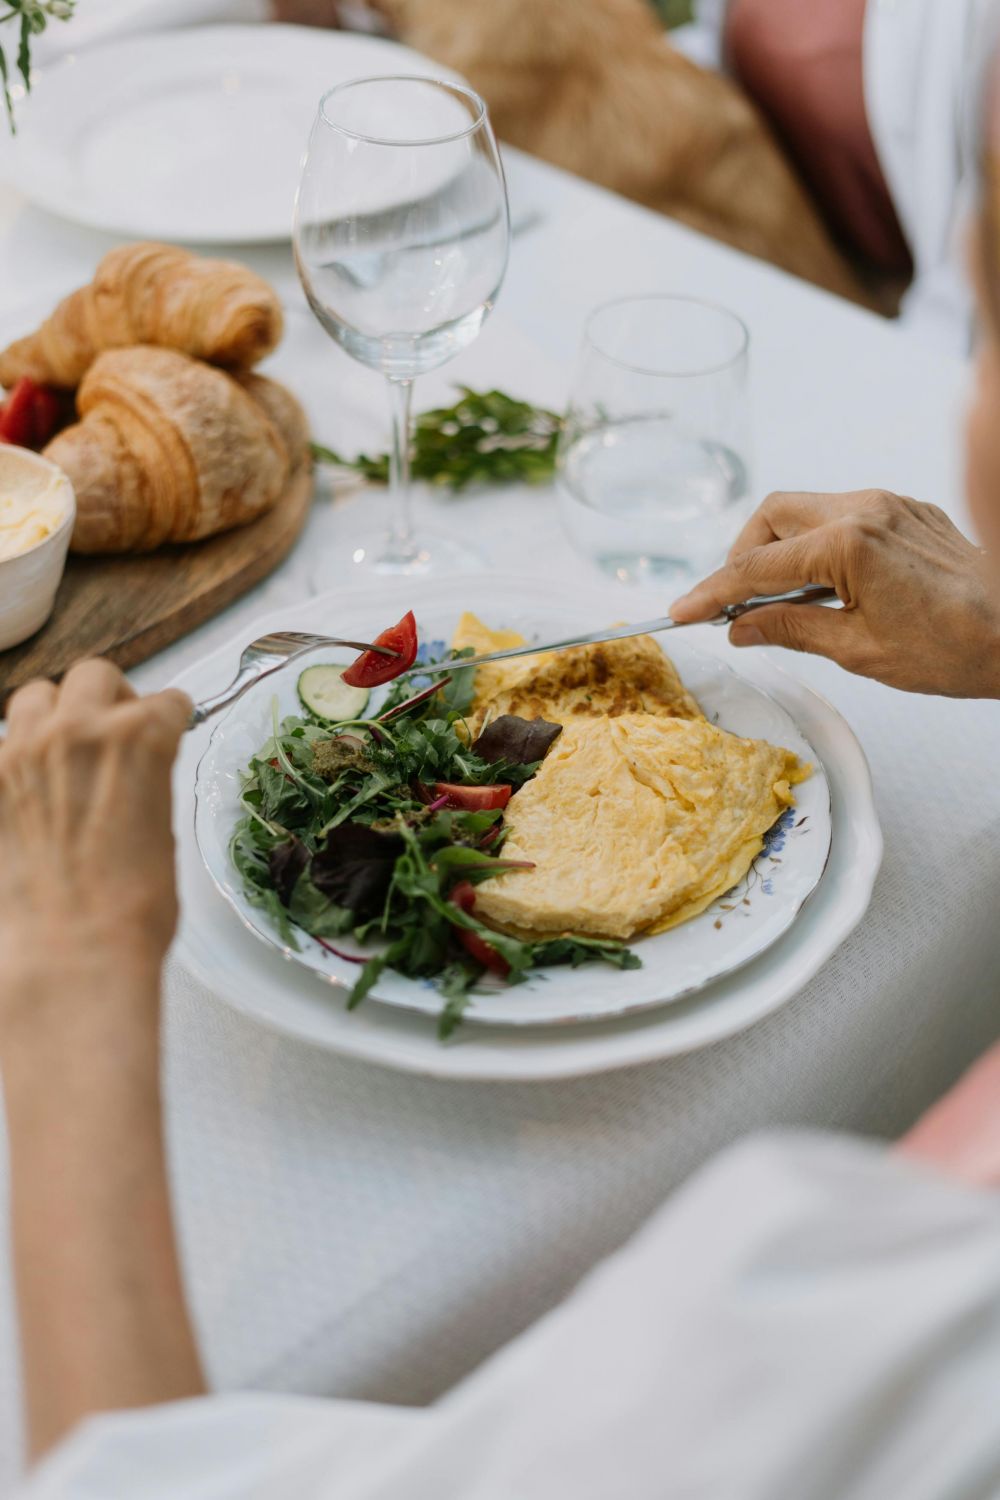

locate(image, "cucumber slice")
(297, 664), (370, 723)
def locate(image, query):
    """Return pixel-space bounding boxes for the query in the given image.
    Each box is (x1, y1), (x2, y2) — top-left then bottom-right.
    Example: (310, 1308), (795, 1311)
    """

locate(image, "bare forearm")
(2, 957), (205, 1461)
(895, 1041), (1000, 1189)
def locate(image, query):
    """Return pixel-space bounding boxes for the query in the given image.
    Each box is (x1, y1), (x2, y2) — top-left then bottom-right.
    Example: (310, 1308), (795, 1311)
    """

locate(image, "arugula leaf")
(414, 808), (503, 848)
(377, 645), (476, 720)
(429, 846), (530, 882)
(438, 651), (477, 717)
(252, 760), (315, 832)
(286, 870), (355, 939)
(347, 934), (417, 1010)
(349, 951), (391, 1010)
(436, 963), (479, 1039)
(319, 768), (400, 833)
(230, 820), (300, 949)
(533, 935), (643, 972)
(269, 699), (326, 810)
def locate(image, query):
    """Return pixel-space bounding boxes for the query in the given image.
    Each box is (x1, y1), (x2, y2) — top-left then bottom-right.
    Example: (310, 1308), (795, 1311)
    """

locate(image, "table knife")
(395, 585), (839, 681)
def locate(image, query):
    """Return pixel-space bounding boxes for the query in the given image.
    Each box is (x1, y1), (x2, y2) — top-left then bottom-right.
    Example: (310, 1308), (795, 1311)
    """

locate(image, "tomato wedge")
(30, 385), (63, 447)
(0, 377), (64, 450)
(449, 881), (510, 976)
(0, 377), (41, 447)
(341, 609), (418, 689)
(434, 781), (512, 812)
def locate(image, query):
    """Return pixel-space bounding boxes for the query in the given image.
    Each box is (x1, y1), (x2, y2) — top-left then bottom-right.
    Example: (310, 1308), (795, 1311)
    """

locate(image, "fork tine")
(190, 631), (400, 731)
(250, 632), (399, 658)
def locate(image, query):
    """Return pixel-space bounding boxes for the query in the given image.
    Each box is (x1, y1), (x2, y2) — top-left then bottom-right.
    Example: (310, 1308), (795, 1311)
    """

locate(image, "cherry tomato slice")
(30, 385), (63, 448)
(434, 782), (512, 812)
(449, 881), (510, 976)
(0, 378), (65, 450)
(0, 377), (41, 448)
(341, 609), (418, 689)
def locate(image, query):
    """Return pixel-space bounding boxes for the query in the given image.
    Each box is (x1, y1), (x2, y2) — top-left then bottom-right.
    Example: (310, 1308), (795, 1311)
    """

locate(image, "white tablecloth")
(1, 144), (999, 1491)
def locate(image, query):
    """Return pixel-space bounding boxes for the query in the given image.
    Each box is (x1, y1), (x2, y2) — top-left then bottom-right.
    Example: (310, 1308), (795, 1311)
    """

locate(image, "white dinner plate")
(0, 25), (460, 244)
(194, 581), (832, 1027)
(170, 574), (880, 1078)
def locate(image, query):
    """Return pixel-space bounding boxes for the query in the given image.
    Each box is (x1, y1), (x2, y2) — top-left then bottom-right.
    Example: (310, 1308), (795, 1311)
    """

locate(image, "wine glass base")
(310, 528), (487, 589)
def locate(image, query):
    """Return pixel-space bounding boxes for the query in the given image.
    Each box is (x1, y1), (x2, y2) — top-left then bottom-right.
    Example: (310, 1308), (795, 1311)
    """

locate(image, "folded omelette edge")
(452, 614), (809, 943)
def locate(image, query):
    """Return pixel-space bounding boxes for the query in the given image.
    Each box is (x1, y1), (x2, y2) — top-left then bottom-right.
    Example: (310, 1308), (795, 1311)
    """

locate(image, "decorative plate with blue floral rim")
(194, 581), (832, 1028)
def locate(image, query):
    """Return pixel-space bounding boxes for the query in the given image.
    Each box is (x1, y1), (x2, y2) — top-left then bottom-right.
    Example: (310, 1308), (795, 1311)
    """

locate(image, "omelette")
(456, 614), (809, 943)
(452, 611), (702, 732)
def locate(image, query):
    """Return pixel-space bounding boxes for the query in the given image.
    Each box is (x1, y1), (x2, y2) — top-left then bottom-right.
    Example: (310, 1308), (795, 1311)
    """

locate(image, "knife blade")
(394, 585), (840, 681)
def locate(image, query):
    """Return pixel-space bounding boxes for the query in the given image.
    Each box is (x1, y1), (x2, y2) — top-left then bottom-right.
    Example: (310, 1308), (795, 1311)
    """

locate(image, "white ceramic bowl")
(0, 447), (75, 651)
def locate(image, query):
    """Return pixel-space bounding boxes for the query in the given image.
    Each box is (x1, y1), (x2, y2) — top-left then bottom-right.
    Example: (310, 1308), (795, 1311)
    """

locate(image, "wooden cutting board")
(0, 463), (314, 708)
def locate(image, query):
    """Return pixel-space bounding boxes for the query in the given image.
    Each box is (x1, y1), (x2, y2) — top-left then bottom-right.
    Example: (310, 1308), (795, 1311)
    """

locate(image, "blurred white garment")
(20, 1133), (1000, 1500)
(675, 0), (995, 356)
(864, 0), (993, 355)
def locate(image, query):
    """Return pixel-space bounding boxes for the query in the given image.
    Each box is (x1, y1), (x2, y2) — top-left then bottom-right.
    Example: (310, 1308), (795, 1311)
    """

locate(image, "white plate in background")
(0, 26), (459, 243)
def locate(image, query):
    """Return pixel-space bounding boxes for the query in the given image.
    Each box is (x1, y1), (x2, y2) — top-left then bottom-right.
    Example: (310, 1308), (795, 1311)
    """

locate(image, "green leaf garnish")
(312, 386), (561, 494)
(0, 2), (77, 134)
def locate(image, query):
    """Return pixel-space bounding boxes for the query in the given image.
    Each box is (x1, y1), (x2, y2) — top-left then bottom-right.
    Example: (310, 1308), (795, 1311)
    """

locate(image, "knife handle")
(716, 584), (840, 624)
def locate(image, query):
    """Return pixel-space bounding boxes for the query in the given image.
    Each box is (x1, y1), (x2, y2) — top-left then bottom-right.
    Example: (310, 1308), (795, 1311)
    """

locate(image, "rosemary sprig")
(312, 386), (562, 494)
(0, 0), (75, 134)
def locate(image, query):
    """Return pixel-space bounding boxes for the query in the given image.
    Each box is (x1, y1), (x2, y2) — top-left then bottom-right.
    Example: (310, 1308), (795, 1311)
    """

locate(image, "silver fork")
(188, 631), (398, 730)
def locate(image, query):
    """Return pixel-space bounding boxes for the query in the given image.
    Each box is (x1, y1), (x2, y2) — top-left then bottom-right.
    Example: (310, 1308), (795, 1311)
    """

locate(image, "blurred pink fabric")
(726, 0), (912, 275)
(899, 1043), (1000, 1188)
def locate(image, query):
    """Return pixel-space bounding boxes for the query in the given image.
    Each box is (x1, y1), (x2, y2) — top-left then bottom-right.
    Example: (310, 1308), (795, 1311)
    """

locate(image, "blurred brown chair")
(271, 0), (342, 26)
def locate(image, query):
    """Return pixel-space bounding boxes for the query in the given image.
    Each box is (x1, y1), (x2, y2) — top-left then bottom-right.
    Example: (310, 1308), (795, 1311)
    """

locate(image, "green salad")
(230, 628), (640, 1039)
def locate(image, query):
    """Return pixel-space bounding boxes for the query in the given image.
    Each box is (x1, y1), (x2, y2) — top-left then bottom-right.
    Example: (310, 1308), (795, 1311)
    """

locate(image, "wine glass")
(294, 75), (510, 577)
(557, 295), (752, 586)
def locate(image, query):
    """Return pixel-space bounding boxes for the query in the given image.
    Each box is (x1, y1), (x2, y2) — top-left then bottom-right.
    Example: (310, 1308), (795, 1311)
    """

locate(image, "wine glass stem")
(387, 375), (416, 561)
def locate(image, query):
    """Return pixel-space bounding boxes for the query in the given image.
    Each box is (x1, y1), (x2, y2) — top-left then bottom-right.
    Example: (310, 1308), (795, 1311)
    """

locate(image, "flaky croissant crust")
(0, 243), (284, 390)
(44, 346), (309, 554)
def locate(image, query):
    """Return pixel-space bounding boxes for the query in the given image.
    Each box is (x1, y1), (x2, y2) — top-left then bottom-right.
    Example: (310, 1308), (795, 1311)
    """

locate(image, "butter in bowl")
(0, 447), (75, 651)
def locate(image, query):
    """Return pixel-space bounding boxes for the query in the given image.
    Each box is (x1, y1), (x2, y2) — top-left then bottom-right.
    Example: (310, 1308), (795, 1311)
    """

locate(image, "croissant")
(0, 243), (283, 390)
(44, 346), (309, 554)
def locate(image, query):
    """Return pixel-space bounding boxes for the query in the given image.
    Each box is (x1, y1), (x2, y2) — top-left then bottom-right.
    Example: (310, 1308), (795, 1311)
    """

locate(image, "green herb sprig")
(652, 0), (694, 26)
(312, 386), (562, 494)
(0, 0), (75, 133)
